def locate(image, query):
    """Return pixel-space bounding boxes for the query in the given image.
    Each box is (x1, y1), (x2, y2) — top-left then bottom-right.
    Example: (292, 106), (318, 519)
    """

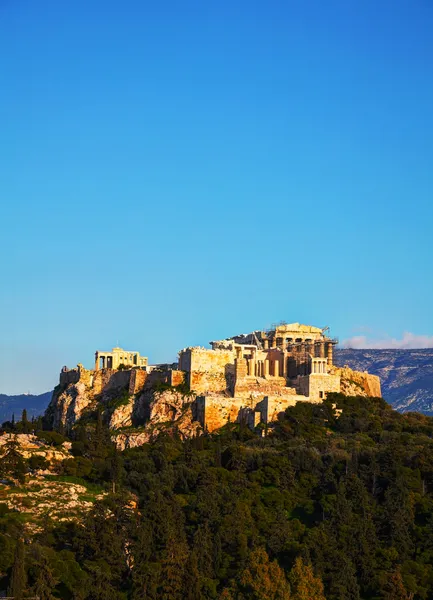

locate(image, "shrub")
(36, 431), (66, 447)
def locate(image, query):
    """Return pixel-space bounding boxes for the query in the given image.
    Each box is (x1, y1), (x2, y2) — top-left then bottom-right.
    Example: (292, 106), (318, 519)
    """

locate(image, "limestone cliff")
(113, 389), (201, 450)
(45, 365), (202, 449)
(333, 366), (382, 398)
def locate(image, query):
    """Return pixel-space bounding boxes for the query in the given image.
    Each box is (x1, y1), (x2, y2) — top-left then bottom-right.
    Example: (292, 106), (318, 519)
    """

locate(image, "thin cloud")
(341, 332), (433, 350)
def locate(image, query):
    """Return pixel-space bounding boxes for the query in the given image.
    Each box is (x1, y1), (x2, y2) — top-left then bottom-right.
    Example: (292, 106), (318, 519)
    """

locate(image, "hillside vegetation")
(2, 394), (433, 599)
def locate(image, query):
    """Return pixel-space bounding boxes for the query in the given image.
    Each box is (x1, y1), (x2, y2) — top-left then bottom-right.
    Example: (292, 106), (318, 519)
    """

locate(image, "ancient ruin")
(48, 322), (381, 446)
(178, 323), (343, 431)
(94, 347), (148, 370)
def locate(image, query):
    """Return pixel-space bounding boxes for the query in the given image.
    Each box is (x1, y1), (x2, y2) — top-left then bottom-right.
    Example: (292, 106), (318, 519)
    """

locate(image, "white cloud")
(341, 332), (433, 350)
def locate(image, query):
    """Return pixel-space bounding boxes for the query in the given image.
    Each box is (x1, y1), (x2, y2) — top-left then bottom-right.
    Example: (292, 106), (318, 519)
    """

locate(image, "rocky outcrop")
(333, 366), (381, 398)
(0, 433), (71, 462)
(46, 364), (203, 449)
(113, 389), (202, 450)
(47, 381), (93, 432)
(109, 401), (134, 430)
(46, 366), (141, 433)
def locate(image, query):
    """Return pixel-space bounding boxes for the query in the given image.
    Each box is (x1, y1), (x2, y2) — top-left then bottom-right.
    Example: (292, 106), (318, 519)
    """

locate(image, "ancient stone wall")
(181, 348), (235, 394)
(234, 375), (292, 398)
(198, 392), (315, 432)
(104, 370), (132, 393)
(197, 395), (246, 432)
(298, 373), (341, 399)
(169, 370), (186, 387)
(129, 369), (148, 395)
(59, 368), (80, 387)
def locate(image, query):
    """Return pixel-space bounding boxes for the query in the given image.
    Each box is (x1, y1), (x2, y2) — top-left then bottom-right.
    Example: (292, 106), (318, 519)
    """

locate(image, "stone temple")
(94, 347), (148, 371)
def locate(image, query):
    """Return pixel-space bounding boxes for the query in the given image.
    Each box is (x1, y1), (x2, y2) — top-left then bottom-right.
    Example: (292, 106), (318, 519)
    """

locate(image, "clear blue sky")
(1, 0), (433, 394)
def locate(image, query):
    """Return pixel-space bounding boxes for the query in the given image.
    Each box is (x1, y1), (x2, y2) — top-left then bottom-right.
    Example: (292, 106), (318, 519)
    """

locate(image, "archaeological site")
(46, 322), (381, 448)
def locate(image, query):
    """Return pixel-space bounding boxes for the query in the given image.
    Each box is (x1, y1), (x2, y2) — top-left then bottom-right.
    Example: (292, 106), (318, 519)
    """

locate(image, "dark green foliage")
(8, 539), (26, 600)
(0, 435), (27, 483)
(6, 394), (433, 598)
(36, 430), (67, 447)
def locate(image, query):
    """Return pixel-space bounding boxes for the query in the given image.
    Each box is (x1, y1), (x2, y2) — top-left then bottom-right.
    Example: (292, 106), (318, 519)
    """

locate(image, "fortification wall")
(197, 395), (246, 432)
(298, 373), (341, 399)
(169, 370), (186, 387)
(185, 348), (235, 394)
(59, 369), (80, 386)
(234, 376), (295, 398)
(129, 369), (148, 395)
(263, 394), (317, 423)
(198, 392), (314, 432)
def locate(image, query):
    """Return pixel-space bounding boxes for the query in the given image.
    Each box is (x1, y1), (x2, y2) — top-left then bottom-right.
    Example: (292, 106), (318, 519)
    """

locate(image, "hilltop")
(43, 324), (380, 448)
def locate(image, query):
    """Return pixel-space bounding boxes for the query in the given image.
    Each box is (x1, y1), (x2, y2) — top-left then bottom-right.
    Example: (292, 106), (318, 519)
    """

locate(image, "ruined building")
(94, 347), (148, 370)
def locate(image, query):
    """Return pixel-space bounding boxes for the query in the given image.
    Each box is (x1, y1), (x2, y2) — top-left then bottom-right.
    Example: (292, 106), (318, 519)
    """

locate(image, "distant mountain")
(0, 391), (52, 424)
(335, 348), (433, 414)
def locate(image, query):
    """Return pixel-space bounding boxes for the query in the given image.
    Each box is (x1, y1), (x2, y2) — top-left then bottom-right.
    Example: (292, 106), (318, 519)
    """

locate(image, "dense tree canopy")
(2, 394), (433, 598)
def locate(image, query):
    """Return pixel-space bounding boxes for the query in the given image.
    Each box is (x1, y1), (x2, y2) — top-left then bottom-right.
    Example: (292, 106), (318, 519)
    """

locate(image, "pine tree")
(8, 539), (26, 600)
(160, 531), (188, 600)
(32, 553), (58, 600)
(110, 449), (124, 493)
(382, 568), (408, 600)
(239, 547), (291, 600)
(0, 435), (27, 483)
(21, 409), (30, 434)
(183, 550), (202, 600)
(290, 557), (326, 600)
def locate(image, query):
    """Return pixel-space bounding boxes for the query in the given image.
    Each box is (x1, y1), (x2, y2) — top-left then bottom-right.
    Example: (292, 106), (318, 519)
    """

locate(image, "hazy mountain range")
(0, 391), (52, 424)
(335, 348), (433, 414)
(1, 349), (433, 422)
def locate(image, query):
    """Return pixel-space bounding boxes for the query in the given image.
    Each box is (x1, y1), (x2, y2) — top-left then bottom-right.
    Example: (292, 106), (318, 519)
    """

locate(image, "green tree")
(21, 409), (29, 433)
(8, 539), (26, 600)
(382, 568), (408, 600)
(0, 435), (27, 483)
(31, 552), (58, 600)
(290, 557), (326, 600)
(238, 547), (291, 599)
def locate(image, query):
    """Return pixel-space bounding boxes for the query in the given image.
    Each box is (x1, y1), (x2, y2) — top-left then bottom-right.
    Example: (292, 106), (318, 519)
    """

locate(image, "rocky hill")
(335, 348), (433, 414)
(44, 366), (201, 450)
(0, 433), (107, 535)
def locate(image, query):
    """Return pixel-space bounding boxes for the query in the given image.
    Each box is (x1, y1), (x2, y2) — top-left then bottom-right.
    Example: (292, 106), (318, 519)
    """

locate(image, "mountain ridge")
(0, 391), (52, 423)
(334, 348), (433, 414)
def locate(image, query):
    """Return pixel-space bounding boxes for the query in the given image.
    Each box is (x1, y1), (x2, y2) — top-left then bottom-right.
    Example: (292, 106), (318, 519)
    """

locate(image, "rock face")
(333, 366), (382, 398)
(46, 365), (203, 449)
(113, 389), (201, 450)
(0, 433), (71, 462)
(48, 381), (93, 432)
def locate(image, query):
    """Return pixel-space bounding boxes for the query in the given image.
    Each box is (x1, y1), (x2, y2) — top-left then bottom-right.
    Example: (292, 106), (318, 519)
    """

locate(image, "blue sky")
(1, 0), (433, 394)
